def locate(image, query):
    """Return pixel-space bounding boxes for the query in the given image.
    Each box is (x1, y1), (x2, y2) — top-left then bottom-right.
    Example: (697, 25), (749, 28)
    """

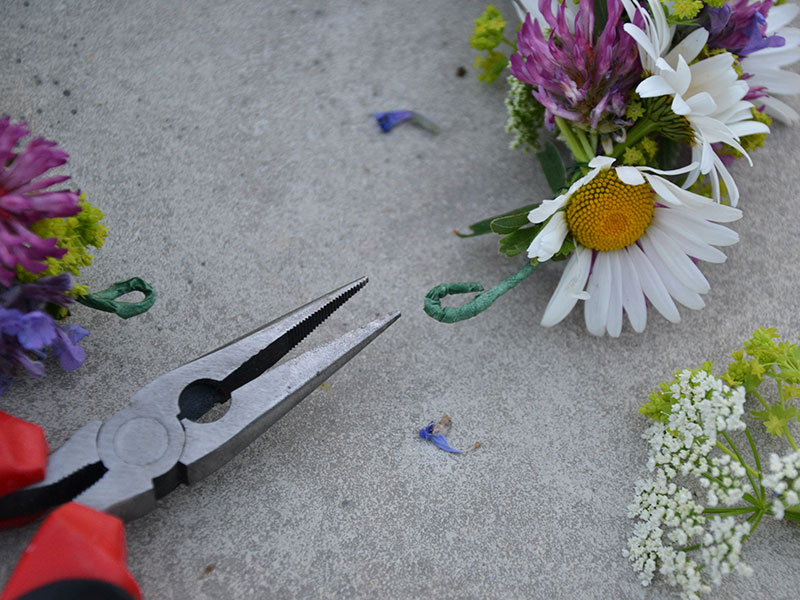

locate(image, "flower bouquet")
(424, 0), (799, 336)
(0, 117), (154, 394)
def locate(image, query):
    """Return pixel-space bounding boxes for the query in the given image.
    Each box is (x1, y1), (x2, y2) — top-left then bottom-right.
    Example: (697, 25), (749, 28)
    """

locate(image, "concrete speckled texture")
(1, 0), (799, 598)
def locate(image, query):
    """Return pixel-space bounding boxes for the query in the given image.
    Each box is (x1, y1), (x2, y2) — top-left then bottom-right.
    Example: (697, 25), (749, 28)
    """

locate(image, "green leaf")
(498, 226), (540, 257)
(454, 202), (540, 238)
(490, 211), (532, 235)
(784, 504), (800, 523)
(751, 404), (798, 438)
(536, 141), (567, 194)
(551, 236), (575, 261)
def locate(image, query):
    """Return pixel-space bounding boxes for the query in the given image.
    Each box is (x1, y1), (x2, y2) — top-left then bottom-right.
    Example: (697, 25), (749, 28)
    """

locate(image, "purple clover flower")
(706, 0), (785, 57)
(0, 117), (81, 287)
(510, 0), (643, 132)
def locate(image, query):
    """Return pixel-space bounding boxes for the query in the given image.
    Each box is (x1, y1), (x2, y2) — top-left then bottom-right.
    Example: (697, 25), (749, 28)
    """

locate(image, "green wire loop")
(424, 261), (537, 323)
(76, 277), (156, 319)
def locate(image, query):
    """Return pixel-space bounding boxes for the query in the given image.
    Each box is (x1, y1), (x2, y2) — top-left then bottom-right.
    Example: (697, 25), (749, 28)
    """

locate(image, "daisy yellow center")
(565, 170), (654, 252)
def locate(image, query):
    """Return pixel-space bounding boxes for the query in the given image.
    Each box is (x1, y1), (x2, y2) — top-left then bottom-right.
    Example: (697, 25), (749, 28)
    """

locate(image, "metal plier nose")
(0, 277), (399, 522)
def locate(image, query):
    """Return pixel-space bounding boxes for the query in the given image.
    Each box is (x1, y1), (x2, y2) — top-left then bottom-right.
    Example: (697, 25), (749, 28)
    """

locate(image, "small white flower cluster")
(626, 369), (753, 598)
(762, 451), (800, 519)
(644, 369), (749, 506)
(624, 470), (709, 597)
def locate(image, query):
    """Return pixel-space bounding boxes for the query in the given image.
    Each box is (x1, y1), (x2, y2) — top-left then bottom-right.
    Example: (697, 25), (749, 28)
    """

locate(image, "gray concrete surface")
(2, 1), (799, 598)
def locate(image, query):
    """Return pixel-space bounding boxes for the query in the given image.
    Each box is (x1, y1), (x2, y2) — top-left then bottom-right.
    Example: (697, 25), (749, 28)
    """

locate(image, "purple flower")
(0, 117), (81, 287)
(0, 276), (89, 392)
(510, 0), (642, 132)
(51, 324), (89, 371)
(706, 0), (785, 57)
(16, 311), (57, 350)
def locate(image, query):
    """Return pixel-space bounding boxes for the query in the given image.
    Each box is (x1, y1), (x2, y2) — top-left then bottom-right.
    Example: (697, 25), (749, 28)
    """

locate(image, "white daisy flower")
(527, 156), (741, 336)
(741, 2), (800, 125)
(622, 0), (770, 206)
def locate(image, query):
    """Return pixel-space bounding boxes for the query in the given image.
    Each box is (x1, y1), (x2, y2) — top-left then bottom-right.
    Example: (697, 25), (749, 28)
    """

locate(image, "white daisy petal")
(649, 219), (727, 263)
(640, 229), (710, 294)
(620, 248), (647, 332)
(615, 166), (646, 186)
(685, 92), (716, 116)
(529, 196), (568, 223)
(765, 3), (800, 33)
(636, 75), (677, 98)
(712, 153), (740, 207)
(645, 172), (683, 206)
(584, 251), (611, 336)
(758, 95), (800, 125)
(641, 241), (706, 310)
(623, 22), (660, 63)
(606, 251), (624, 337)
(527, 212), (568, 262)
(654, 208), (739, 247)
(588, 156), (616, 169)
(657, 178), (743, 222)
(665, 27), (708, 67)
(540, 246), (592, 327)
(627, 243), (680, 323)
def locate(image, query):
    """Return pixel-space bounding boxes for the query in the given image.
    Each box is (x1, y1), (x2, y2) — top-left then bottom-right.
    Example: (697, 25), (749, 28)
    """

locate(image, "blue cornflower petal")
(374, 110), (438, 133)
(16, 311), (57, 350)
(418, 414), (480, 454)
(419, 423), (463, 453)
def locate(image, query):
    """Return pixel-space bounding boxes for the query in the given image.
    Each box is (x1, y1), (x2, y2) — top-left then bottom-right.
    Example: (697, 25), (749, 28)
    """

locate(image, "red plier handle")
(0, 412), (141, 600)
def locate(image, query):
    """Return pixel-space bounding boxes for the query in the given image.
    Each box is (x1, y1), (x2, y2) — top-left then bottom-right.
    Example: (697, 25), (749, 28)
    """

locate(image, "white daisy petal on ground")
(527, 157), (741, 336)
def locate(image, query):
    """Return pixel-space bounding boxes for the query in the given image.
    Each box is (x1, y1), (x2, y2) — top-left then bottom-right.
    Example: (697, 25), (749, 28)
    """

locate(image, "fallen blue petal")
(374, 110), (438, 134)
(419, 422), (463, 453)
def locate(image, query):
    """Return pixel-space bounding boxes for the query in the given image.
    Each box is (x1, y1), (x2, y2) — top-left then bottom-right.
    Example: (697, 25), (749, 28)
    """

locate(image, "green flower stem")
(745, 428), (766, 502)
(574, 128), (595, 160)
(786, 429), (798, 452)
(715, 439), (761, 481)
(702, 506), (758, 516)
(610, 117), (657, 158)
(746, 508), (766, 536)
(721, 431), (760, 496)
(742, 492), (763, 507)
(555, 117), (588, 163)
(752, 389), (769, 410)
(502, 36), (517, 50)
(424, 261), (538, 323)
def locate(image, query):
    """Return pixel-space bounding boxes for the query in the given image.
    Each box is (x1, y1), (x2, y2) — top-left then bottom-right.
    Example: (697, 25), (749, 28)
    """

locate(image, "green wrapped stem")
(76, 277), (156, 319)
(424, 261), (537, 323)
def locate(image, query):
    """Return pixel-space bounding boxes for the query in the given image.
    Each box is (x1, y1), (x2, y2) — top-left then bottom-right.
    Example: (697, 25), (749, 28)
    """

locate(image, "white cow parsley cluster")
(625, 368), (753, 598)
(763, 451), (800, 520)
